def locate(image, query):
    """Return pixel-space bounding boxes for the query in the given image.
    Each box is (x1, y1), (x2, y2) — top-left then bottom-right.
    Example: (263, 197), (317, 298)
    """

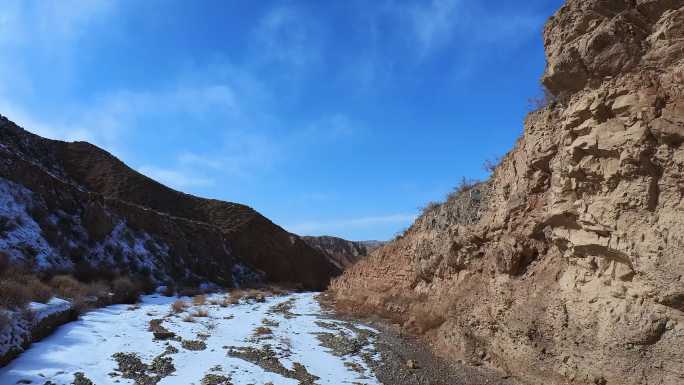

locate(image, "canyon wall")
(331, 1), (684, 384)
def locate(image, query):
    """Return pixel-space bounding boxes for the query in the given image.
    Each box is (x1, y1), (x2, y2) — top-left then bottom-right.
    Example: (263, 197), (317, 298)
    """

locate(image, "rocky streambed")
(0, 291), (513, 385)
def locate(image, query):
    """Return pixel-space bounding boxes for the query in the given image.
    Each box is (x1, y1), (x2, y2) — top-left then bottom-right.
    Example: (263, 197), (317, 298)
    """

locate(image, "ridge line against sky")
(0, 0), (563, 241)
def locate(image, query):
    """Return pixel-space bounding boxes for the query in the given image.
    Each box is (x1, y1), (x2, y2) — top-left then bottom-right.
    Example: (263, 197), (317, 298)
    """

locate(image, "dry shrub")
(50, 275), (87, 300)
(24, 276), (53, 303)
(528, 85), (557, 111)
(192, 308), (209, 318)
(262, 285), (289, 297)
(0, 279), (31, 309)
(218, 295), (232, 308)
(48, 274), (92, 311)
(405, 307), (446, 334)
(85, 281), (110, 299)
(0, 269), (53, 304)
(333, 290), (414, 327)
(0, 262), (53, 305)
(420, 201), (441, 216)
(228, 290), (244, 305)
(111, 276), (140, 304)
(171, 300), (187, 314)
(243, 289), (266, 303)
(192, 294), (207, 306)
(209, 299), (221, 306)
(446, 177), (480, 201)
(253, 326), (272, 336)
(482, 157), (501, 174)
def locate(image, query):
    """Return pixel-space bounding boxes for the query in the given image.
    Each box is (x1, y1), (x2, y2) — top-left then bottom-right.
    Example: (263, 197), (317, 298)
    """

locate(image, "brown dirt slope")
(302, 236), (385, 270)
(331, 1), (684, 384)
(0, 121), (339, 289)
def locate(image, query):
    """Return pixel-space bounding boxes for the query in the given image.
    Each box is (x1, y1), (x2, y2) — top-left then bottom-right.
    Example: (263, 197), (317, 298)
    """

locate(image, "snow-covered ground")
(0, 292), (381, 385)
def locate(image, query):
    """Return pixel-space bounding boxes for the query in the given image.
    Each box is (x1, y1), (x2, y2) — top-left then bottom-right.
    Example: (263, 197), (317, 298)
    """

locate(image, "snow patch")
(0, 177), (61, 268)
(28, 298), (72, 323)
(0, 293), (381, 385)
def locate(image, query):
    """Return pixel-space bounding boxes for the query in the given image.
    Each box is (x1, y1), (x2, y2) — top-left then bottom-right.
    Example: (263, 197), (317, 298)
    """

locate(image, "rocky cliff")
(302, 236), (385, 270)
(331, 1), (684, 384)
(0, 121), (340, 290)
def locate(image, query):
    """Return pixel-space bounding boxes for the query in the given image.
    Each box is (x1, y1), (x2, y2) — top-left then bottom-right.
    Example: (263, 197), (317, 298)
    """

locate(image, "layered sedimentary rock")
(0, 121), (339, 290)
(331, 1), (684, 384)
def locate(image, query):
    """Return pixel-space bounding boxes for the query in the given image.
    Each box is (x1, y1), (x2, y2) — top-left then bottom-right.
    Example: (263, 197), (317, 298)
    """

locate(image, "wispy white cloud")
(251, 5), (321, 69)
(0, 97), (128, 157)
(137, 165), (215, 190)
(0, 0), (114, 48)
(295, 113), (362, 145)
(0, 81), (242, 160)
(403, 0), (462, 57)
(362, 0), (545, 65)
(286, 213), (416, 236)
(179, 152), (224, 170)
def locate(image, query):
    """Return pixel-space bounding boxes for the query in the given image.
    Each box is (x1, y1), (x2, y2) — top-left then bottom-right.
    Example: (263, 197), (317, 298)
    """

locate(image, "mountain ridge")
(0, 117), (340, 290)
(302, 235), (385, 270)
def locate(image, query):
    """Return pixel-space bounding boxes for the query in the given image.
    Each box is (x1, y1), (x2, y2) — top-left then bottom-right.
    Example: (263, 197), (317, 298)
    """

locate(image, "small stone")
(181, 339), (207, 351)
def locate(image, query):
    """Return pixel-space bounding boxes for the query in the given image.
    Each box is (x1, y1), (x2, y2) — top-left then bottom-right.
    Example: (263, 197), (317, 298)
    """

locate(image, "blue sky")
(0, 0), (563, 241)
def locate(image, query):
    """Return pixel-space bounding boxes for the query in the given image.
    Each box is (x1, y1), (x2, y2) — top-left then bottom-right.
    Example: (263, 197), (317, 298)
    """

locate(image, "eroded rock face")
(331, 1), (684, 384)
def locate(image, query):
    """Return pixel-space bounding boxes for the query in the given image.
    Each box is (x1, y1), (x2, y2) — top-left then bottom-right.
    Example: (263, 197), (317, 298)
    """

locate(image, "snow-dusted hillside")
(0, 292), (381, 385)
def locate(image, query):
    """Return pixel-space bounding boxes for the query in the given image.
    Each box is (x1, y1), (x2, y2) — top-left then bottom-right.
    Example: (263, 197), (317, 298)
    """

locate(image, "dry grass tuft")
(0, 267), (53, 309)
(50, 275), (86, 300)
(192, 294), (207, 306)
(182, 314), (195, 323)
(111, 276), (141, 304)
(228, 290), (244, 305)
(253, 326), (273, 336)
(192, 308), (209, 318)
(171, 300), (188, 314)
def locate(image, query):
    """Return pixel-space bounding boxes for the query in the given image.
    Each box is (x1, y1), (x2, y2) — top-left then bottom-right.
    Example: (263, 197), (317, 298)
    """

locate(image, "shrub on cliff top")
(420, 201), (441, 216)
